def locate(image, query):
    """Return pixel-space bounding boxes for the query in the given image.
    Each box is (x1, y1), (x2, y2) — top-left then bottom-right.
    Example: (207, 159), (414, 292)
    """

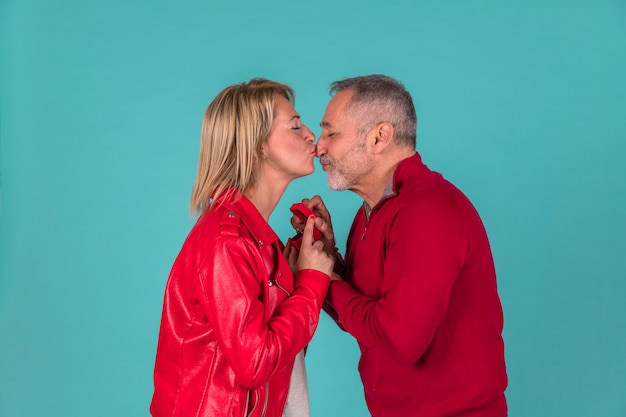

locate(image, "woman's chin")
(300, 162), (316, 177)
(291, 167), (315, 180)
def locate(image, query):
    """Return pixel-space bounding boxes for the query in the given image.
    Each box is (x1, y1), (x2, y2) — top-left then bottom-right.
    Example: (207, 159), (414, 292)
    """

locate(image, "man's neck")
(352, 149), (415, 208)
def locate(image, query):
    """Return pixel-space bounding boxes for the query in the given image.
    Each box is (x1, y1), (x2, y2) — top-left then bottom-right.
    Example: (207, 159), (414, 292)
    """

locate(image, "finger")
(302, 196), (320, 211)
(301, 215), (316, 247)
(308, 196), (331, 223)
(314, 216), (334, 241)
(311, 239), (325, 251)
(290, 215), (304, 232)
(306, 195), (323, 211)
(288, 245), (298, 264)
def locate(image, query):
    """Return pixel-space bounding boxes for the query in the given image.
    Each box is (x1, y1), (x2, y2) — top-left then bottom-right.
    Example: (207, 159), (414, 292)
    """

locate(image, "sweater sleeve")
(199, 236), (330, 388)
(326, 195), (468, 364)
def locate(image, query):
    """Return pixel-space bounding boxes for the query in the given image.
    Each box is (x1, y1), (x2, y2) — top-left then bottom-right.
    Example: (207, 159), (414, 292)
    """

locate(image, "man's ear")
(371, 122), (394, 155)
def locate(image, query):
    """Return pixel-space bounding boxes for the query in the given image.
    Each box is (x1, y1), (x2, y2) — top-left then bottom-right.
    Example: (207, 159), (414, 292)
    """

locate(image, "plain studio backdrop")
(1, 1), (625, 416)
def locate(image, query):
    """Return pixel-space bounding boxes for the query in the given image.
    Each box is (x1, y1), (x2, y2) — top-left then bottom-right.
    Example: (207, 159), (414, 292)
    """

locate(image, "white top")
(282, 349), (310, 417)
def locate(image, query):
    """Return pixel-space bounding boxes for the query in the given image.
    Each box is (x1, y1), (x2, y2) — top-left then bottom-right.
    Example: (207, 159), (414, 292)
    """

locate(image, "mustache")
(319, 155), (335, 166)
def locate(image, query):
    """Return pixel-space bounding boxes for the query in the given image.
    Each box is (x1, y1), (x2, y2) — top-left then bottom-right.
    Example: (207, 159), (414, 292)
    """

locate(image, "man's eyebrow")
(320, 121), (332, 128)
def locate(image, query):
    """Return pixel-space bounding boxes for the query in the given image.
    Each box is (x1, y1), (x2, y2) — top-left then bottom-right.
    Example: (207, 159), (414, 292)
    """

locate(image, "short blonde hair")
(190, 78), (294, 215)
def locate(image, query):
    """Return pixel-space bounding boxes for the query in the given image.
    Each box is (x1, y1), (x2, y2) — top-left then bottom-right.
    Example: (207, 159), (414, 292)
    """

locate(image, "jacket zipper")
(245, 389), (257, 417)
(269, 272), (291, 297)
(246, 385), (268, 417)
(273, 278), (291, 297)
(261, 382), (268, 417)
(261, 273), (287, 416)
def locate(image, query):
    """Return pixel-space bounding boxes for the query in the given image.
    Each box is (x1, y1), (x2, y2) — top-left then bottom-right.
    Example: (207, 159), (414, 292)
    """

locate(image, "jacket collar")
(217, 188), (280, 247)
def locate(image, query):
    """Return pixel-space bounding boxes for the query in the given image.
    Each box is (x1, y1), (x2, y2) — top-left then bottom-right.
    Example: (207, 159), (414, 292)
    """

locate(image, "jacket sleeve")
(325, 196), (468, 364)
(198, 236), (330, 388)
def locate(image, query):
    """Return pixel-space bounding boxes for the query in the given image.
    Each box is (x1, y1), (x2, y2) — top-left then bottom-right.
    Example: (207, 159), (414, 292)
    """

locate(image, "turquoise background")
(1, 1), (625, 416)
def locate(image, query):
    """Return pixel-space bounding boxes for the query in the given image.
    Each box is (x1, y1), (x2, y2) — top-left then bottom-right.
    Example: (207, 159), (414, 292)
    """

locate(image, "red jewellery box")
(288, 203), (322, 250)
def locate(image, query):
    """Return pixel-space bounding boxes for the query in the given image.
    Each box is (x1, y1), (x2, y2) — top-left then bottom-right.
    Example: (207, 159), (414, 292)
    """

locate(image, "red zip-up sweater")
(325, 153), (508, 417)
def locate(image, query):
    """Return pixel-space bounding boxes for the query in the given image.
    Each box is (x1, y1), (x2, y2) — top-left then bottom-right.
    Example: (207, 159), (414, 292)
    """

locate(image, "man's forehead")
(330, 89), (354, 107)
(321, 91), (354, 126)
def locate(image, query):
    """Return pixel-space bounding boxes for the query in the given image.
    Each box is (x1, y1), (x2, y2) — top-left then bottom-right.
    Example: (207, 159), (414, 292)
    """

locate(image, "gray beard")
(326, 172), (352, 191)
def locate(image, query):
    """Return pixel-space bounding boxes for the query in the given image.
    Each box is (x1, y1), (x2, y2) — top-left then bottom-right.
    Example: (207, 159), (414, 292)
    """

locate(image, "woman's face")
(262, 95), (316, 179)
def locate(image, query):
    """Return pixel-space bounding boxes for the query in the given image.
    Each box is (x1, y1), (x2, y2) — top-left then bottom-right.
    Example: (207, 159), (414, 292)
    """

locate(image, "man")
(302, 75), (508, 417)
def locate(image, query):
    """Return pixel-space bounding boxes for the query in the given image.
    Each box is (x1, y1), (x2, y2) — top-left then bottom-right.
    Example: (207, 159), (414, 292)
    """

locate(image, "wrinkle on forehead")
(321, 91), (354, 129)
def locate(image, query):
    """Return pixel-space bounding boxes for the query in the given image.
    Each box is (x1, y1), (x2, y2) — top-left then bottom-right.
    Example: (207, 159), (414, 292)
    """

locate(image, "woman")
(150, 79), (334, 417)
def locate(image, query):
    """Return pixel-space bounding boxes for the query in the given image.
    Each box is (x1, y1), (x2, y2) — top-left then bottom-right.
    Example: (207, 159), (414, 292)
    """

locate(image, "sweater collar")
(391, 152), (426, 193)
(362, 152), (427, 216)
(363, 178), (394, 217)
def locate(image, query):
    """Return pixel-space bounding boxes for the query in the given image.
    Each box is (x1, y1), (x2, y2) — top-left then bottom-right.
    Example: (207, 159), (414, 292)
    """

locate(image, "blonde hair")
(190, 78), (294, 215)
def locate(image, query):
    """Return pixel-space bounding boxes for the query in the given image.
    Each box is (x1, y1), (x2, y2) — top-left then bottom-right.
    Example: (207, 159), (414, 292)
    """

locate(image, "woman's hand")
(291, 195), (337, 257)
(287, 215), (334, 278)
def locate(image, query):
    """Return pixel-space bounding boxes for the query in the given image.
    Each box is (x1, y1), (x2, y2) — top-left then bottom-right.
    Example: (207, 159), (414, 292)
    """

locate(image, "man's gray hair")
(330, 74), (417, 148)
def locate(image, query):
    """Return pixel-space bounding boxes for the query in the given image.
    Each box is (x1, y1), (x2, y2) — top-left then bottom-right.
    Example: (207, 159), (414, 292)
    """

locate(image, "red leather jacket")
(150, 190), (330, 417)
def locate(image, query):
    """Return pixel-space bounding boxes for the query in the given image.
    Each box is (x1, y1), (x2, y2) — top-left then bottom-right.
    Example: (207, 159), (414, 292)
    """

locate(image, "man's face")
(317, 90), (373, 191)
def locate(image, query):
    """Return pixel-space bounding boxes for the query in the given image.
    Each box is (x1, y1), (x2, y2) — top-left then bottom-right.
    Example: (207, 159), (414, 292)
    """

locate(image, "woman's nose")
(304, 126), (315, 143)
(315, 136), (326, 156)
